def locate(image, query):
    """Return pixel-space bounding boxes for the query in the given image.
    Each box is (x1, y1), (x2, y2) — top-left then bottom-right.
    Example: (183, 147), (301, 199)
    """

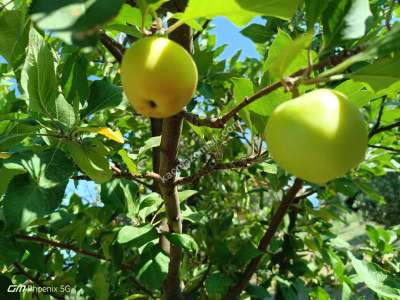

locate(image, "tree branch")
(181, 48), (363, 129)
(193, 20), (211, 41)
(369, 121), (400, 138)
(15, 234), (155, 297)
(13, 263), (65, 300)
(160, 1), (191, 298)
(369, 97), (386, 138)
(174, 151), (267, 185)
(99, 32), (125, 63)
(72, 171), (161, 189)
(126, 0), (136, 7)
(368, 144), (400, 152)
(15, 234), (106, 260)
(222, 179), (304, 300)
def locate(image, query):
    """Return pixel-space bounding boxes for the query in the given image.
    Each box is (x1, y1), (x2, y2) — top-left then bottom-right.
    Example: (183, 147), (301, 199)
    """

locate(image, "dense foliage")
(0, 0), (399, 299)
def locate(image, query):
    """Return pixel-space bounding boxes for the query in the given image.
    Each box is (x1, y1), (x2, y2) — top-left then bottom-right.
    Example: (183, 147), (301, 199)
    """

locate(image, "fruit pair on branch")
(120, 37), (368, 185)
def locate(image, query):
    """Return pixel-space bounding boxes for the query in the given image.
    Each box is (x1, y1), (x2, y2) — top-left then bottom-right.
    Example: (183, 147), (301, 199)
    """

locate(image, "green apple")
(121, 37), (198, 118)
(264, 89), (368, 184)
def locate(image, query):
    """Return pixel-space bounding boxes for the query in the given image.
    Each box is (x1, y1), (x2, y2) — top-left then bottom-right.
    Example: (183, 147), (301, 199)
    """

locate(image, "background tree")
(0, 0), (399, 299)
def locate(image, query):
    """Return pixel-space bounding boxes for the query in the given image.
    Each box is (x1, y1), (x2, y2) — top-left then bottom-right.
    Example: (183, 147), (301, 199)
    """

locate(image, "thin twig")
(99, 32), (125, 63)
(222, 179), (304, 300)
(369, 121), (400, 138)
(181, 48), (363, 129)
(369, 97), (386, 137)
(368, 144), (399, 152)
(13, 263), (65, 300)
(15, 234), (106, 260)
(193, 20), (211, 41)
(15, 234), (155, 297)
(0, 0), (13, 11)
(126, 0), (136, 7)
(174, 151), (267, 185)
(72, 171), (161, 188)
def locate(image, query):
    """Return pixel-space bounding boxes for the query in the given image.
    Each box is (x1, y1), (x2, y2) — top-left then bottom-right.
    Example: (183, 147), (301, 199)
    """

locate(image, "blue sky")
(210, 16), (262, 60)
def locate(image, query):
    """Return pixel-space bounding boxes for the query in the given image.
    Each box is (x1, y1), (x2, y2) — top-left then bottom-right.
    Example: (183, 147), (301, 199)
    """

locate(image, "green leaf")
(180, 0), (298, 27)
(2, 150), (74, 188)
(3, 174), (68, 229)
(248, 88), (291, 116)
(354, 179), (384, 203)
(178, 190), (198, 202)
(0, 236), (21, 264)
(138, 192), (163, 220)
(64, 141), (112, 184)
(264, 30), (314, 79)
(0, 121), (38, 152)
(304, 0), (329, 28)
(230, 77), (253, 131)
(351, 58), (400, 93)
(118, 149), (138, 174)
(205, 273), (233, 295)
(240, 23), (269, 43)
(322, 0), (371, 48)
(310, 287), (330, 300)
(51, 94), (76, 129)
(138, 136), (161, 155)
(232, 240), (262, 266)
(20, 242), (46, 272)
(258, 162), (278, 174)
(61, 53), (89, 103)
(137, 244), (169, 289)
(117, 224), (158, 245)
(82, 79), (123, 117)
(109, 4), (151, 29)
(30, 0), (124, 45)
(348, 252), (400, 299)
(334, 80), (375, 107)
(21, 28), (58, 115)
(0, 9), (30, 67)
(269, 32), (313, 79)
(165, 233), (199, 253)
(92, 263), (110, 300)
(0, 165), (26, 197)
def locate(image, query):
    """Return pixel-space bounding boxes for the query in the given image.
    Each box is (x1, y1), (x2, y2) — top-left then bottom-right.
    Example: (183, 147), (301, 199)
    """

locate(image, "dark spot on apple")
(148, 100), (157, 108)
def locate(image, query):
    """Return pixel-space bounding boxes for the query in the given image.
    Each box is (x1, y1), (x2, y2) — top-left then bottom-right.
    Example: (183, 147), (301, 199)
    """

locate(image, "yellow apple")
(120, 37), (198, 118)
(264, 89), (368, 184)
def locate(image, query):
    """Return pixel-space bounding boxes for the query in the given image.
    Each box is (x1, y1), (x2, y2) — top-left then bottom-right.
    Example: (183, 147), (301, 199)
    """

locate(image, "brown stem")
(369, 121), (400, 138)
(175, 151), (267, 185)
(222, 179), (303, 300)
(193, 20), (211, 41)
(13, 263), (65, 300)
(159, 113), (185, 299)
(15, 234), (106, 260)
(160, 2), (191, 298)
(181, 48), (363, 129)
(369, 97), (386, 138)
(126, 0), (136, 7)
(15, 234), (154, 297)
(368, 144), (400, 152)
(99, 32), (125, 63)
(72, 171), (160, 188)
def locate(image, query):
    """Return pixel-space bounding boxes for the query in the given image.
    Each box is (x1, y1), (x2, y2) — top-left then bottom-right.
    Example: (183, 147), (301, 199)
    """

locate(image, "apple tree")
(0, 0), (399, 299)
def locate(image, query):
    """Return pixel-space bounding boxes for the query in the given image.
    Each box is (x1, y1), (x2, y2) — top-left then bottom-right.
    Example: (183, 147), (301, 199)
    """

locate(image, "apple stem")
(166, 19), (185, 35)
